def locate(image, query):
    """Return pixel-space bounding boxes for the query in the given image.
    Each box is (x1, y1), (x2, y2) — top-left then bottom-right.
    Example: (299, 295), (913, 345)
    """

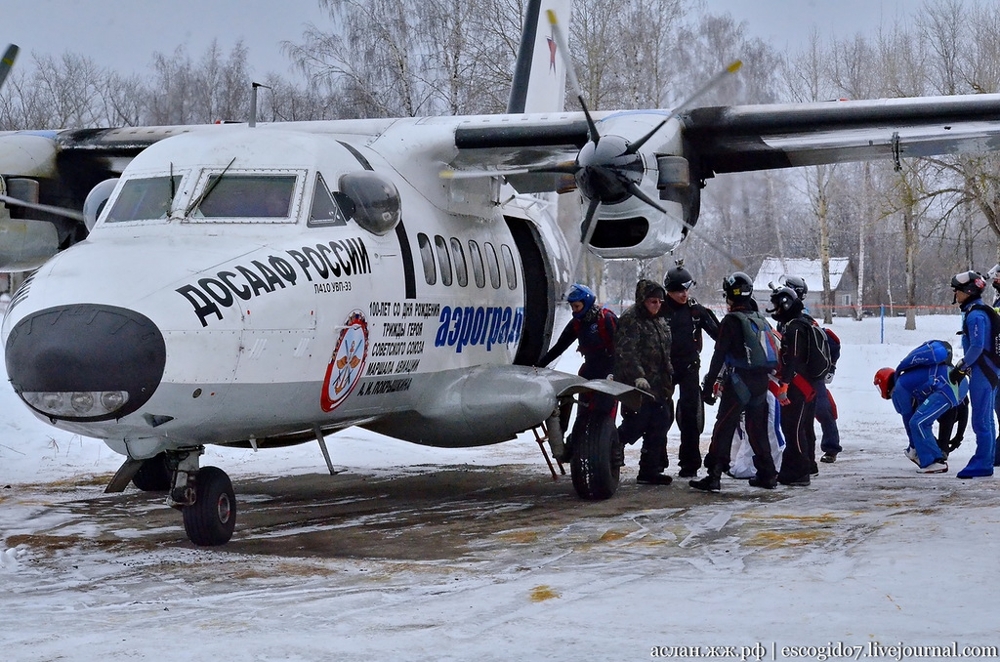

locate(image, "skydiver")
(660, 261), (719, 478)
(690, 272), (779, 492)
(987, 263), (1000, 467)
(614, 279), (674, 485)
(535, 284), (618, 462)
(873, 339), (969, 473)
(782, 275), (843, 464)
(950, 271), (1000, 478)
(768, 286), (832, 486)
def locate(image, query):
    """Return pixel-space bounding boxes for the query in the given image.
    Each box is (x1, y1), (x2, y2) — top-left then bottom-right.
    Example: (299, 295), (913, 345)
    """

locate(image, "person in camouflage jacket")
(614, 278), (675, 484)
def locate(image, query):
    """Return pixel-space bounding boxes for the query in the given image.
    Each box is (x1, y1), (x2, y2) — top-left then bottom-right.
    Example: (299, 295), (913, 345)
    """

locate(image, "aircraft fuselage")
(2, 125), (572, 459)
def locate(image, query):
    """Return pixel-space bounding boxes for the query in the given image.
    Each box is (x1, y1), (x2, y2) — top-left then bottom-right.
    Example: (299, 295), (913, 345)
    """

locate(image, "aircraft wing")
(445, 94), (1000, 192)
(682, 93), (1000, 178)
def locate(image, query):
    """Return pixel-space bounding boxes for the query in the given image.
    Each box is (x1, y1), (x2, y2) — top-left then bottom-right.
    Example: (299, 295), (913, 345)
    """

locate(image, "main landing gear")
(564, 399), (621, 501)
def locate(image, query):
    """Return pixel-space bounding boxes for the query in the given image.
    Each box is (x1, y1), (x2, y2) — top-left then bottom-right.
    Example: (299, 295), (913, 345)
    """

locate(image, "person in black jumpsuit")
(690, 272), (778, 492)
(769, 286), (822, 486)
(661, 263), (719, 478)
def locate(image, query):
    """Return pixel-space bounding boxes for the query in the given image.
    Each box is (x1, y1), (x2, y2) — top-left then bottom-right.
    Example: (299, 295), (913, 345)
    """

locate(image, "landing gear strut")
(167, 448), (237, 546)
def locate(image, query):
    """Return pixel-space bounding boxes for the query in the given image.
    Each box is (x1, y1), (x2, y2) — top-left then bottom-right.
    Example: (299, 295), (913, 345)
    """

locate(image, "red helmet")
(874, 367), (896, 399)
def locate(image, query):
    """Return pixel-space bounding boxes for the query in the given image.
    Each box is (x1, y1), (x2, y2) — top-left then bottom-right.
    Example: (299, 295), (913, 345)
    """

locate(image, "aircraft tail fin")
(1, 44), (19, 90)
(507, 0), (570, 114)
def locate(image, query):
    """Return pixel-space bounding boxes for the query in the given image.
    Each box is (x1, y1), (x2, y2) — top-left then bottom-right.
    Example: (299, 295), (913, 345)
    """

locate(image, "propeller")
(545, 10), (744, 265)
(439, 12), (744, 266)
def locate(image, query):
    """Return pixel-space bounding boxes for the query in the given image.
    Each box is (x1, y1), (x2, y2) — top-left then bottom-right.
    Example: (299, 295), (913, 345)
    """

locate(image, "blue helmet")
(566, 283), (596, 318)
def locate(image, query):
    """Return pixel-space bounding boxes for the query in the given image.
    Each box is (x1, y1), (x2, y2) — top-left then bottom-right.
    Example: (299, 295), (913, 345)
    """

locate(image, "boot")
(689, 470), (721, 493)
(637, 472), (673, 486)
(748, 475), (777, 489)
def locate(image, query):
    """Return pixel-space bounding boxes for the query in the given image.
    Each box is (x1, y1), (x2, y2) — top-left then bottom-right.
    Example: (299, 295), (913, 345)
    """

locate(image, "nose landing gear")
(167, 448), (237, 546)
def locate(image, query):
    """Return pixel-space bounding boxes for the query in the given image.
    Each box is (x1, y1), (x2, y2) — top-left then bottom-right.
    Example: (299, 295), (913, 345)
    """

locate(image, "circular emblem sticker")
(321, 310), (368, 412)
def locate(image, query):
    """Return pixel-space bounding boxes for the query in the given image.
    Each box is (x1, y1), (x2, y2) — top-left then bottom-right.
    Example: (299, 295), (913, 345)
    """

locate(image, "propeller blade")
(625, 60), (742, 156)
(672, 60), (742, 116)
(546, 10), (601, 143)
(0, 44), (18, 90)
(579, 196), (601, 245)
(0, 193), (86, 222)
(625, 182), (669, 215)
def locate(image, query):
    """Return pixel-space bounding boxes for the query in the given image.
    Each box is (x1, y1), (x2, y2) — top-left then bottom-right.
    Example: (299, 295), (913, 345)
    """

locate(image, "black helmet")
(768, 286), (803, 318)
(665, 264), (695, 292)
(722, 271), (754, 300)
(782, 275), (808, 300)
(951, 271), (986, 297)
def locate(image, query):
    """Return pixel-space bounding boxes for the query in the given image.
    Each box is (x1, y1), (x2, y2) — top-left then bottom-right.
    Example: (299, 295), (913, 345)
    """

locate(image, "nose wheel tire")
(131, 452), (172, 492)
(570, 412), (621, 500)
(182, 466), (237, 546)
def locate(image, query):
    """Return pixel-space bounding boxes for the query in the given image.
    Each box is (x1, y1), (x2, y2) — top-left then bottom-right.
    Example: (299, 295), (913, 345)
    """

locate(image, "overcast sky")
(3, 0), (911, 79)
(709, 0), (910, 51)
(3, 0), (331, 78)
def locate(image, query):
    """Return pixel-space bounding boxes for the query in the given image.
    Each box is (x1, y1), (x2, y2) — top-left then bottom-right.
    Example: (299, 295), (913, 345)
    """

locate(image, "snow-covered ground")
(3, 311), (1000, 661)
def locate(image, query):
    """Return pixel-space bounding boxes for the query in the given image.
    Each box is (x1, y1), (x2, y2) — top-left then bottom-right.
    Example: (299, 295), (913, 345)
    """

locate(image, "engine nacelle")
(574, 110), (700, 260)
(583, 155), (700, 260)
(1, 177), (59, 272)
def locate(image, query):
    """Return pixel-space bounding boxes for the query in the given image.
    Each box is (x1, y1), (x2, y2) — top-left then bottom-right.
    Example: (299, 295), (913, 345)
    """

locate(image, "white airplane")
(5, 0), (1000, 546)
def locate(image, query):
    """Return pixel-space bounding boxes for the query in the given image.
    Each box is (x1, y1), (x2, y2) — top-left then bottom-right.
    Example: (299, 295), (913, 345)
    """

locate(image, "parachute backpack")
(896, 339), (954, 375)
(787, 316), (833, 380)
(728, 311), (781, 371)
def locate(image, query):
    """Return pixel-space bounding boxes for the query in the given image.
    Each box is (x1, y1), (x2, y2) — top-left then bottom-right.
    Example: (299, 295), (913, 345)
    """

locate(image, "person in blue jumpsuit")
(951, 271), (1000, 478)
(987, 264), (1000, 466)
(874, 340), (968, 473)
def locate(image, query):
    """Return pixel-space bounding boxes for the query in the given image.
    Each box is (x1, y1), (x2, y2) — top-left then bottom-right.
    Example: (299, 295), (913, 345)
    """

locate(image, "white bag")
(729, 390), (785, 478)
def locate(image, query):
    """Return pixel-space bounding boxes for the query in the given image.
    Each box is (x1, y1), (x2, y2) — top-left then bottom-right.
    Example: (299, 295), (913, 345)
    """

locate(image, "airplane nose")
(4, 304), (166, 421)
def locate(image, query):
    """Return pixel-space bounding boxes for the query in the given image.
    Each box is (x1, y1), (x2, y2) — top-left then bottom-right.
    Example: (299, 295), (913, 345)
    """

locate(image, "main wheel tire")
(570, 413), (621, 500)
(182, 466), (236, 546)
(131, 452), (172, 492)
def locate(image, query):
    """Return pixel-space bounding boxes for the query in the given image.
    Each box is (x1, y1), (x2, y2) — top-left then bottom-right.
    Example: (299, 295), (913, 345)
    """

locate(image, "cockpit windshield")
(105, 175), (182, 223)
(191, 174), (297, 220)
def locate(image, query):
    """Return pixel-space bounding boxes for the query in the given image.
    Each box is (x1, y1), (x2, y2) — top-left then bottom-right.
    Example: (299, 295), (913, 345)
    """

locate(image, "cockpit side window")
(194, 175), (296, 219)
(105, 175), (182, 223)
(308, 172), (349, 227)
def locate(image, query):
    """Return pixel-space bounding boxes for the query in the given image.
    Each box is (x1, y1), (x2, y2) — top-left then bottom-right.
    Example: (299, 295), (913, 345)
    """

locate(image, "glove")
(825, 368), (835, 384)
(634, 377), (651, 392)
(776, 383), (790, 406)
(701, 382), (716, 406)
(949, 366), (969, 384)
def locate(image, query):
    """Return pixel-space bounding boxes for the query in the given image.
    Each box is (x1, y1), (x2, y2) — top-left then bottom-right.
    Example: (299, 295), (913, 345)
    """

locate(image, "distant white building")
(754, 257), (858, 309)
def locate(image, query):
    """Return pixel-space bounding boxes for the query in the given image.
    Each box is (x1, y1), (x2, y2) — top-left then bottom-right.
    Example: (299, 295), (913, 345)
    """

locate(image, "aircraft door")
(505, 216), (553, 365)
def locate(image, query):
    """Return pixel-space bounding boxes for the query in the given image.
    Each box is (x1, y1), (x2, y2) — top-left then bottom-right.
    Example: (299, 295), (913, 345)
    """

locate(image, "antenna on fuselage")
(249, 82), (271, 128)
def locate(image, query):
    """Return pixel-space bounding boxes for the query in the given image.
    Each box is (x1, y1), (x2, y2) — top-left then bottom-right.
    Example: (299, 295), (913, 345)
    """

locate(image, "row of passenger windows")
(417, 233), (518, 290)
